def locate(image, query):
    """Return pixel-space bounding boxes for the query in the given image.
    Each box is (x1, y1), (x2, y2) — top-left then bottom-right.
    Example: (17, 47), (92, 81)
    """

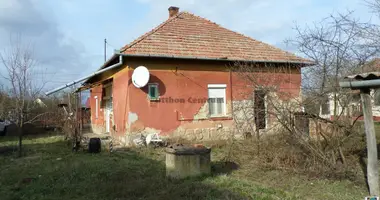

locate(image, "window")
(208, 84), (226, 117)
(148, 83), (159, 100)
(95, 96), (99, 119)
(254, 89), (266, 130)
(321, 98), (330, 115)
(351, 104), (362, 116)
(103, 85), (112, 100)
(102, 85), (112, 108)
(374, 89), (380, 106)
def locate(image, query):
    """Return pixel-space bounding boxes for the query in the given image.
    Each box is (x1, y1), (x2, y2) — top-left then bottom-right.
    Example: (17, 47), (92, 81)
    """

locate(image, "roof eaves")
(96, 54), (118, 71)
(345, 72), (380, 81)
(83, 54), (119, 85)
(118, 53), (315, 66)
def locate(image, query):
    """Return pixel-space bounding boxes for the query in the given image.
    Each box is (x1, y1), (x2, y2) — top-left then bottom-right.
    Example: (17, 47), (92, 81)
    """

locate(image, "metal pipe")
(339, 79), (380, 89)
(45, 55), (123, 96)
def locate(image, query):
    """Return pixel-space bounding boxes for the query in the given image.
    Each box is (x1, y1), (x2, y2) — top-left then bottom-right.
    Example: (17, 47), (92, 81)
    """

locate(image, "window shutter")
(208, 84), (226, 116)
(148, 84), (159, 100)
(208, 88), (225, 98)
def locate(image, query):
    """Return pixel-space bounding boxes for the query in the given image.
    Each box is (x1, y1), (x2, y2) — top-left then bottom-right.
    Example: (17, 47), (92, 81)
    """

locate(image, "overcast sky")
(0, 0), (376, 92)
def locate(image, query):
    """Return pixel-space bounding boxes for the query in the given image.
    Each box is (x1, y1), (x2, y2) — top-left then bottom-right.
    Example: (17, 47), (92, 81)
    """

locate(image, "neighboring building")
(81, 7), (312, 145)
(80, 97), (91, 126)
(320, 89), (380, 122)
(319, 59), (380, 122)
(319, 91), (363, 120)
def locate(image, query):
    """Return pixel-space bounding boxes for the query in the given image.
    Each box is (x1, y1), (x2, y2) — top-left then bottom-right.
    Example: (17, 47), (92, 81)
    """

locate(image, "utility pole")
(340, 75), (380, 197)
(361, 88), (379, 196)
(104, 38), (107, 62)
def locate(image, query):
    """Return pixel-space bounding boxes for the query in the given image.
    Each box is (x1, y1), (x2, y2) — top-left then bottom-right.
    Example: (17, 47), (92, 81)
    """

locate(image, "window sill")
(209, 116), (233, 121)
(176, 111), (232, 121)
(148, 97), (160, 102)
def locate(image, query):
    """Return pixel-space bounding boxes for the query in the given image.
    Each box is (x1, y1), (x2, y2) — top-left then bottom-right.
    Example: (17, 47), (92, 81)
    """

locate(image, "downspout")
(45, 55), (123, 96)
(230, 69), (234, 116)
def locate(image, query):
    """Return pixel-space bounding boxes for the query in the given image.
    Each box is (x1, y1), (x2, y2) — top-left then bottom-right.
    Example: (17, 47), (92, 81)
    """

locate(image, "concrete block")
(165, 144), (211, 179)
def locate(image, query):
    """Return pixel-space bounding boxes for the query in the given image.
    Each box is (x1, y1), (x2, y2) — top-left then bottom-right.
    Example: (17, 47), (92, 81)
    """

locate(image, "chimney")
(168, 6), (179, 18)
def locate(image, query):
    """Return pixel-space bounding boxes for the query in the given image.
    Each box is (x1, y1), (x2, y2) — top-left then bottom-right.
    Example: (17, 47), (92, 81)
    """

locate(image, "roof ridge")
(181, 12), (307, 62)
(121, 12), (185, 52)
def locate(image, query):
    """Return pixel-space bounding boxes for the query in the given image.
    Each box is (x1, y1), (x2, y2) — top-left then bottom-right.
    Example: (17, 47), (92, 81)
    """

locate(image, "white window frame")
(320, 97), (330, 116)
(148, 83), (160, 100)
(103, 85), (113, 100)
(374, 89), (380, 106)
(208, 84), (227, 117)
(95, 96), (99, 119)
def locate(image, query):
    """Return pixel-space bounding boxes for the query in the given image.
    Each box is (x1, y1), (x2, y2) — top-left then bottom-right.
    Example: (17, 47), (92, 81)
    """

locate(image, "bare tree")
(225, 2), (380, 196)
(0, 35), (47, 157)
(283, 8), (380, 196)
(287, 11), (380, 118)
(0, 84), (8, 119)
(231, 62), (365, 172)
(231, 62), (304, 155)
(229, 10), (380, 174)
(60, 89), (82, 149)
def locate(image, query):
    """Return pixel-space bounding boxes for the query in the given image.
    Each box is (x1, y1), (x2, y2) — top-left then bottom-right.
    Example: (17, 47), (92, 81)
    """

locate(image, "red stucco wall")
(128, 67), (232, 134)
(90, 85), (104, 124)
(112, 68), (130, 135)
(126, 59), (301, 135)
(89, 58), (302, 138)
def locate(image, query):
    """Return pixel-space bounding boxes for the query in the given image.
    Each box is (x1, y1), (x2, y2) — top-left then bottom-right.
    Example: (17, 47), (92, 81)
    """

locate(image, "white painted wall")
(321, 90), (380, 119)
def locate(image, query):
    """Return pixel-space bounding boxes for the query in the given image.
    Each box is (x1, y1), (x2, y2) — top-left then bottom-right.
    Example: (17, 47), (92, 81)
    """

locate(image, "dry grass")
(208, 134), (369, 199)
(0, 134), (370, 200)
(225, 133), (366, 180)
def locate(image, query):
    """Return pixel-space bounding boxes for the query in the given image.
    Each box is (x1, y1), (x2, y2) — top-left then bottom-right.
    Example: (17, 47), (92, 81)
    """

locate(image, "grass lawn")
(0, 135), (369, 200)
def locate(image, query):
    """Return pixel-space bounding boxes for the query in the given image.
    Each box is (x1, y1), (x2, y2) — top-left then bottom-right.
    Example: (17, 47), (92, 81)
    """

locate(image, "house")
(80, 7), (313, 145)
(320, 87), (380, 122)
(80, 97), (91, 126)
(319, 58), (380, 122)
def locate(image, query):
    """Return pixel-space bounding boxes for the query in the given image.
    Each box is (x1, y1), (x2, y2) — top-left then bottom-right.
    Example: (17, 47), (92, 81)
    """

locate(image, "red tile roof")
(121, 12), (312, 64)
(361, 58), (380, 72)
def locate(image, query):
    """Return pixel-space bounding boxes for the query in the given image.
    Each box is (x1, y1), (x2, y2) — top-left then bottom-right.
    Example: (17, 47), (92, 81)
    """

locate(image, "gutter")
(45, 55), (123, 96)
(339, 79), (380, 89)
(114, 52), (314, 66)
(96, 54), (118, 71)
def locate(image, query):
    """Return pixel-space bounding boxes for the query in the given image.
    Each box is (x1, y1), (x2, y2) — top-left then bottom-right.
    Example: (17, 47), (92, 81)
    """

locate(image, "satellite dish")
(132, 66), (150, 88)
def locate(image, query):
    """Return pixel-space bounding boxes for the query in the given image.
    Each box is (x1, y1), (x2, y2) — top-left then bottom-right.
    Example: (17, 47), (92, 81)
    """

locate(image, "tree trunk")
(360, 89), (379, 196)
(256, 125), (260, 156)
(18, 122), (23, 157)
(18, 134), (22, 157)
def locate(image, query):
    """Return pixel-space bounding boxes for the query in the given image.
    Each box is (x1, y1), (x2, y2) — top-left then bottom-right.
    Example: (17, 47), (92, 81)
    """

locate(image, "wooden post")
(360, 88), (379, 196)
